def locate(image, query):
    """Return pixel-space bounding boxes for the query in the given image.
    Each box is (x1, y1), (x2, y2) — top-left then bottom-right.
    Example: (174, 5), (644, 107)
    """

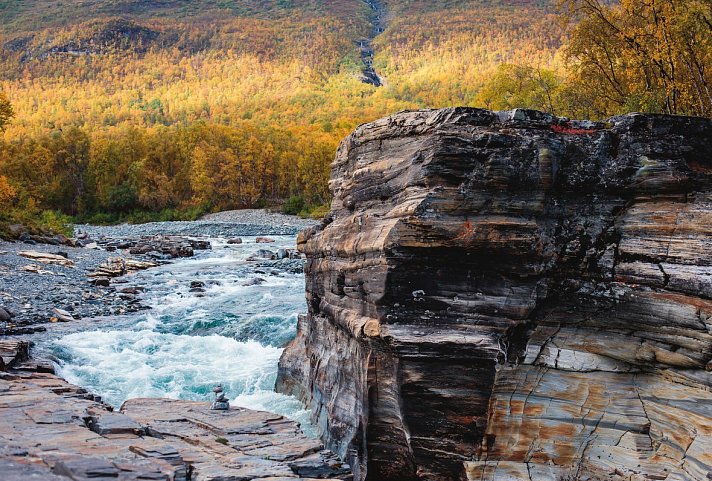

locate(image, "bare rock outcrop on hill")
(277, 108), (712, 481)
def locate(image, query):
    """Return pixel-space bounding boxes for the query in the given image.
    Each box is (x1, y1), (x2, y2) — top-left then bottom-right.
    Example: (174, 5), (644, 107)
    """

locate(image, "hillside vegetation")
(0, 0), (709, 230)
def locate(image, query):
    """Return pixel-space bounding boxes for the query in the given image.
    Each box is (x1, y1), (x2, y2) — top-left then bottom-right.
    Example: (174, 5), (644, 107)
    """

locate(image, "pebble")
(52, 308), (75, 322)
(0, 307), (12, 322)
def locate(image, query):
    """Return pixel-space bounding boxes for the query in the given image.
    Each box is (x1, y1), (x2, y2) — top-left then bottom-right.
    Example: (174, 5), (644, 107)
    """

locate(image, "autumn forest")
(0, 0), (710, 232)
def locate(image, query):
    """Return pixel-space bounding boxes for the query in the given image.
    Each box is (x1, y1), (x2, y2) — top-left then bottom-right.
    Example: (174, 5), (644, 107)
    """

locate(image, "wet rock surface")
(0, 341), (351, 481)
(126, 236), (211, 258)
(277, 108), (712, 481)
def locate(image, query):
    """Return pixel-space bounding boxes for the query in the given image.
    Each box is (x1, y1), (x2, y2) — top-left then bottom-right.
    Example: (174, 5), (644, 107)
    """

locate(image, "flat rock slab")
(18, 251), (75, 266)
(121, 398), (351, 480)
(0, 364), (351, 481)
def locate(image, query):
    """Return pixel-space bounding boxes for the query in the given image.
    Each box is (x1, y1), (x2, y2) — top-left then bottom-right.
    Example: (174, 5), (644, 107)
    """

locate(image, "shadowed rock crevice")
(277, 108), (712, 481)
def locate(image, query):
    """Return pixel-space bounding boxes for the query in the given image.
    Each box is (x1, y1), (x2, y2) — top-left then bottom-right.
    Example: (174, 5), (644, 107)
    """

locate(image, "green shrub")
(126, 205), (209, 224)
(106, 182), (139, 213)
(1, 209), (74, 239)
(282, 195), (306, 215)
(81, 211), (120, 225)
(299, 203), (330, 220)
(38, 210), (73, 236)
(175, 204), (210, 221)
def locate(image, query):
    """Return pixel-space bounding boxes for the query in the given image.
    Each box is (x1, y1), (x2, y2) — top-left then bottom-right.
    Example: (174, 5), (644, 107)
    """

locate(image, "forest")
(0, 0), (710, 233)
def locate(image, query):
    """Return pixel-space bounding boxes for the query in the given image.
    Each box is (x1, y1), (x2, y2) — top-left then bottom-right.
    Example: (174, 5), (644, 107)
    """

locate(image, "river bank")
(0, 209), (343, 479)
(0, 339), (351, 481)
(0, 209), (322, 425)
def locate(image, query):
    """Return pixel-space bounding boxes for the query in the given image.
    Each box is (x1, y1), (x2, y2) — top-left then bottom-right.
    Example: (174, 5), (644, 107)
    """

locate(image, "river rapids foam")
(50, 235), (315, 435)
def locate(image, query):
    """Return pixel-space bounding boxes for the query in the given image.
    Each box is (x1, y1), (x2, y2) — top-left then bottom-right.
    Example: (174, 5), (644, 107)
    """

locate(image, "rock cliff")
(276, 108), (712, 481)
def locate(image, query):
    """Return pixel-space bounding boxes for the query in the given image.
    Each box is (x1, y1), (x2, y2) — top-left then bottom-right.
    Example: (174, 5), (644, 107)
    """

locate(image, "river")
(46, 232), (316, 436)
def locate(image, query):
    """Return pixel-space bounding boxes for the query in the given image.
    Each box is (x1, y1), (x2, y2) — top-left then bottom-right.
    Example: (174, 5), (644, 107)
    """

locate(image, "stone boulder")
(276, 108), (712, 481)
(18, 251), (74, 267)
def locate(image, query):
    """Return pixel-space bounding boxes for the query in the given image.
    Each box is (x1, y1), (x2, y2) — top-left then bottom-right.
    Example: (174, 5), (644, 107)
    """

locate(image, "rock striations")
(276, 108), (712, 481)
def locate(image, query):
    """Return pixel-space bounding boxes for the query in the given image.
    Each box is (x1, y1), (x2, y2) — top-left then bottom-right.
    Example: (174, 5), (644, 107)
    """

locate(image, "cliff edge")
(276, 108), (712, 481)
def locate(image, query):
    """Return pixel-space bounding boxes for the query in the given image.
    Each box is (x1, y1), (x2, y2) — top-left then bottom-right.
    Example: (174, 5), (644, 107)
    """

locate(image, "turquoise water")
(51, 236), (314, 434)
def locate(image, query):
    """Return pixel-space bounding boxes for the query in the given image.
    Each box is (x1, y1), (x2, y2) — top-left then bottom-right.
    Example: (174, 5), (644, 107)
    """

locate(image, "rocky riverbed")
(0, 242), (127, 334)
(0, 210), (316, 336)
(0, 210), (344, 480)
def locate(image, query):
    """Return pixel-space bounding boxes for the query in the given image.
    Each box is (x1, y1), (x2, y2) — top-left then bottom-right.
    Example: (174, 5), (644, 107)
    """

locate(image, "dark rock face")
(276, 108), (712, 481)
(10, 19), (162, 61)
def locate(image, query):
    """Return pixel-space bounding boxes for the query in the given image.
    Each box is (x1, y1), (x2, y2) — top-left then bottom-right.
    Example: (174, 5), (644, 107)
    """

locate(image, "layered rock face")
(276, 108), (712, 481)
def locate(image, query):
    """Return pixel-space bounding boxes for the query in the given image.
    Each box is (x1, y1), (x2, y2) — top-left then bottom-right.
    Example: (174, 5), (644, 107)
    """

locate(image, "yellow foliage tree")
(8, 0), (708, 220)
(476, 64), (561, 114)
(0, 175), (16, 204)
(561, 0), (712, 117)
(0, 92), (13, 132)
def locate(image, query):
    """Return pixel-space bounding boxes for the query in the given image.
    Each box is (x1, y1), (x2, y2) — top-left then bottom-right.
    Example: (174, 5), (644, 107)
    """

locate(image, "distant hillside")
(0, 0), (372, 65)
(0, 0), (565, 224)
(0, 1), (369, 30)
(0, 0), (562, 125)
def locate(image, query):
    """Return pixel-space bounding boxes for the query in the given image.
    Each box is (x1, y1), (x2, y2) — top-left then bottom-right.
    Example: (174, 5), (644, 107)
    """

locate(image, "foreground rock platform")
(276, 108), (712, 481)
(0, 341), (351, 481)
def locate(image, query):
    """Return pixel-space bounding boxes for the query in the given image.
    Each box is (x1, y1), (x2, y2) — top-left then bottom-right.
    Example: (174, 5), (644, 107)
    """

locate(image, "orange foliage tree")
(0, 175), (15, 204)
(560, 0), (712, 117)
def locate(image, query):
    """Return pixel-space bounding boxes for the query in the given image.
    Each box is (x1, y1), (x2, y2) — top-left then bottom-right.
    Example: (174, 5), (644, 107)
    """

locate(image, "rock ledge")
(0, 341), (351, 481)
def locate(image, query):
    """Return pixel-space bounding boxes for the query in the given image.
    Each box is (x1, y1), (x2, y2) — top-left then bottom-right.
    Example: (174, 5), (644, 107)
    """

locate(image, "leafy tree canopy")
(0, 92), (13, 132)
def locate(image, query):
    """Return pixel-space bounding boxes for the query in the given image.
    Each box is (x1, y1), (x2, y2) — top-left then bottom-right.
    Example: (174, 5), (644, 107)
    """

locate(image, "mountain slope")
(0, 0), (564, 221)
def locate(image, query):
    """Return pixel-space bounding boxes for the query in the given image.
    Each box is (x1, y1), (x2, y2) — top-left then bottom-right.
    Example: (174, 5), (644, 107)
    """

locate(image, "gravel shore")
(201, 209), (319, 227)
(76, 209), (319, 239)
(0, 241), (129, 333)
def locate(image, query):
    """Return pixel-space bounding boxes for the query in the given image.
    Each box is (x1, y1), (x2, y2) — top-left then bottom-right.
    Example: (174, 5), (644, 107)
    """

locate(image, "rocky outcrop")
(6, 19), (163, 63)
(126, 236), (212, 258)
(18, 250), (75, 266)
(0, 341), (351, 481)
(276, 108), (712, 481)
(88, 256), (159, 285)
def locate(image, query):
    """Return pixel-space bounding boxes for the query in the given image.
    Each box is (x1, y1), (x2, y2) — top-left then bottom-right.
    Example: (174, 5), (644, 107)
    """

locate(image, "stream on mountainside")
(359, 0), (387, 86)
(40, 234), (316, 436)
